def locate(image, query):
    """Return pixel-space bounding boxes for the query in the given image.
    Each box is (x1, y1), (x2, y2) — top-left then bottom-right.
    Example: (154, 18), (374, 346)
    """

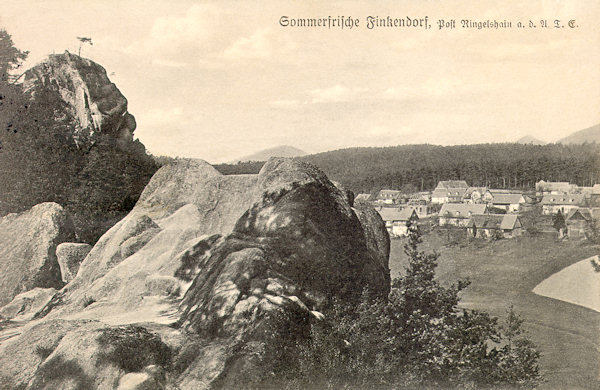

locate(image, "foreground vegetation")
(251, 224), (542, 389)
(390, 228), (600, 389)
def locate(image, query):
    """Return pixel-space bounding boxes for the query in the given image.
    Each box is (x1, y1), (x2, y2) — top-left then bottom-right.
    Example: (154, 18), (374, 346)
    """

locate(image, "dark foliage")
(96, 325), (172, 372)
(0, 33), (158, 244)
(213, 160), (265, 175)
(248, 222), (542, 389)
(302, 143), (600, 194)
(213, 143), (600, 195)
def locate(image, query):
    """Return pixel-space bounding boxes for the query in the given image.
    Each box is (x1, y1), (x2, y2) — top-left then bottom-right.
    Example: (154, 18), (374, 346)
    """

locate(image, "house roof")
(489, 189), (520, 194)
(540, 194), (585, 205)
(377, 208), (418, 222)
(467, 214), (521, 230)
(491, 193), (525, 205)
(436, 180), (469, 189)
(377, 190), (403, 199)
(536, 181), (575, 192)
(439, 203), (487, 217)
(432, 188), (467, 198)
(355, 193), (371, 202)
(566, 208), (592, 221)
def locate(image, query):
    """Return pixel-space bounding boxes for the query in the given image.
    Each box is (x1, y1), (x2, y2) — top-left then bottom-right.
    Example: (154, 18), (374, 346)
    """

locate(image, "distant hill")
(299, 143), (600, 193)
(557, 124), (600, 144)
(516, 135), (546, 145)
(230, 145), (306, 163)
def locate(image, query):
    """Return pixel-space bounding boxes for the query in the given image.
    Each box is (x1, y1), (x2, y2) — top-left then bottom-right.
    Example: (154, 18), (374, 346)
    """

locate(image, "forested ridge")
(215, 143), (600, 194)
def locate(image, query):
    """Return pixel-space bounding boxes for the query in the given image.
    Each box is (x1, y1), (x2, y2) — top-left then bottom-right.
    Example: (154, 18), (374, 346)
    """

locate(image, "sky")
(1, 0), (599, 163)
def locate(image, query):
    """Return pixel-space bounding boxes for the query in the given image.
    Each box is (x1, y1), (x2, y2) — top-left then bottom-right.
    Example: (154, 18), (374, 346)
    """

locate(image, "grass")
(389, 231), (600, 389)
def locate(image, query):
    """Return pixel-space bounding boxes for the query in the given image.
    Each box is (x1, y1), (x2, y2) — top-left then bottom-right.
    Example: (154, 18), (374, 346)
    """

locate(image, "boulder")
(0, 320), (175, 390)
(40, 160), (259, 321)
(0, 287), (57, 321)
(56, 243), (92, 283)
(175, 158), (390, 386)
(0, 202), (69, 305)
(8, 158), (390, 389)
(353, 198), (391, 275)
(22, 51), (136, 147)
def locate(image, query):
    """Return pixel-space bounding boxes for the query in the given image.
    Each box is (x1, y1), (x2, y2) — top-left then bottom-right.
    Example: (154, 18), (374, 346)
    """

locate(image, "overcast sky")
(2, 0), (599, 162)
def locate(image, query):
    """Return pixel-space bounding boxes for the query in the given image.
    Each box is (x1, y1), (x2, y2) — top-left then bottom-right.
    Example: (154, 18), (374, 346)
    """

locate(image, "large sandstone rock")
(0, 202), (69, 305)
(22, 51), (136, 147)
(0, 319), (176, 390)
(39, 159), (260, 321)
(56, 243), (92, 283)
(4, 158), (390, 389)
(175, 158), (390, 386)
(0, 287), (57, 321)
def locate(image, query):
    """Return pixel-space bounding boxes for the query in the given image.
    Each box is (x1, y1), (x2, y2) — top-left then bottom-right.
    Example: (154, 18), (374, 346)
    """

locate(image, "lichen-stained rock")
(353, 198), (391, 277)
(56, 243), (93, 283)
(22, 51), (136, 147)
(39, 160), (259, 321)
(12, 157), (390, 389)
(0, 202), (69, 306)
(176, 158), (390, 387)
(0, 319), (175, 390)
(0, 287), (57, 321)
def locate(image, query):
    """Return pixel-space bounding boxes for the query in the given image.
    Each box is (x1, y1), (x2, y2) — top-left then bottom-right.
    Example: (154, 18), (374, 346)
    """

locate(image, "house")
(377, 208), (419, 237)
(535, 180), (576, 196)
(376, 190), (403, 205)
(438, 203), (487, 227)
(435, 180), (469, 190)
(540, 194), (585, 215)
(463, 187), (492, 204)
(466, 214), (523, 239)
(400, 204), (428, 218)
(431, 188), (468, 204)
(354, 193), (372, 203)
(490, 193), (526, 213)
(565, 209), (592, 239)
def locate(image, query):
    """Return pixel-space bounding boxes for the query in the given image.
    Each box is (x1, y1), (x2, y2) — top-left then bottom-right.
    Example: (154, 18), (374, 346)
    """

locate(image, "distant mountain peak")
(557, 124), (600, 144)
(230, 145), (307, 163)
(516, 135), (546, 145)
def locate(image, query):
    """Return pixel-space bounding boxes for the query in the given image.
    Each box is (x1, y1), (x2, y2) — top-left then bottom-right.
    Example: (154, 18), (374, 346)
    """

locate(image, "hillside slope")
(230, 145), (306, 163)
(557, 123), (600, 144)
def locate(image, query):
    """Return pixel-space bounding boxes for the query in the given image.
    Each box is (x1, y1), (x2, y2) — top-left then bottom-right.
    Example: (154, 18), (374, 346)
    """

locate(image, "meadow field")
(389, 232), (600, 389)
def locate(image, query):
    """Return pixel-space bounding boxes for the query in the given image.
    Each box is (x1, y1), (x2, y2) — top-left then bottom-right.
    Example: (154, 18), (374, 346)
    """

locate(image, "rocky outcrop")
(0, 158), (390, 389)
(0, 202), (70, 305)
(0, 52), (157, 244)
(38, 159), (260, 322)
(56, 243), (92, 283)
(22, 51), (136, 148)
(175, 158), (390, 386)
(0, 287), (57, 321)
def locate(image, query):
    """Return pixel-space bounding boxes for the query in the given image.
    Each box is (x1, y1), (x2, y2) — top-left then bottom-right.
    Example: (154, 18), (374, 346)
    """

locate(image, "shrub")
(96, 325), (172, 372)
(249, 221), (542, 389)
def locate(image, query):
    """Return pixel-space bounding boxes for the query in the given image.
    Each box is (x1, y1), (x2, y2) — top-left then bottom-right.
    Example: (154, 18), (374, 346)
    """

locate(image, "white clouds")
(270, 99), (301, 109)
(308, 84), (368, 104)
(223, 29), (274, 60)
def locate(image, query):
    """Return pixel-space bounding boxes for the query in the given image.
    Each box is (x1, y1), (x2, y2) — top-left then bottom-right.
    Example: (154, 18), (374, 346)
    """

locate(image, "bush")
(249, 222), (542, 389)
(96, 325), (172, 372)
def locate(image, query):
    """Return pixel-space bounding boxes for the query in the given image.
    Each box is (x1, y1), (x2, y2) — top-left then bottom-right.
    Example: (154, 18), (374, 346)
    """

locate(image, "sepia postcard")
(0, 1), (598, 389)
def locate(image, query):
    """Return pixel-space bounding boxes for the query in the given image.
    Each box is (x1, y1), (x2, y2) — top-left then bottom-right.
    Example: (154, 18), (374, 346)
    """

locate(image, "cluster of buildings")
(362, 180), (600, 240)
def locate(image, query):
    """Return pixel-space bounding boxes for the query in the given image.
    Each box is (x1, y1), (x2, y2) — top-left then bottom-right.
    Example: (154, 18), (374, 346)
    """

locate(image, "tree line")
(214, 143), (600, 194)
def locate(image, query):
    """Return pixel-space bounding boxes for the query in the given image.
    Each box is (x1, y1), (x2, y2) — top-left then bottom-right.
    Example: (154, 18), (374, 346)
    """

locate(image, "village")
(359, 180), (600, 241)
